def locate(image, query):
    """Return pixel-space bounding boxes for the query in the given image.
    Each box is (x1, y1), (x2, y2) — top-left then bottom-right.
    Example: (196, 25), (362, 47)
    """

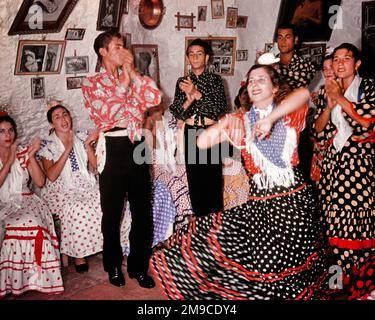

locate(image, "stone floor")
(3, 254), (166, 300)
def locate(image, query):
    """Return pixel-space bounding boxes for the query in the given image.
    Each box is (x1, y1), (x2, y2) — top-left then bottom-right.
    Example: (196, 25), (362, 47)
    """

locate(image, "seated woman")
(38, 105), (103, 273)
(0, 113), (63, 298)
(151, 65), (333, 300)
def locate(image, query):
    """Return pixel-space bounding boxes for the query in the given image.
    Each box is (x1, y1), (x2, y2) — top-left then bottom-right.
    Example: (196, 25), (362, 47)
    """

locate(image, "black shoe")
(108, 267), (125, 287)
(74, 262), (89, 273)
(129, 274), (155, 289)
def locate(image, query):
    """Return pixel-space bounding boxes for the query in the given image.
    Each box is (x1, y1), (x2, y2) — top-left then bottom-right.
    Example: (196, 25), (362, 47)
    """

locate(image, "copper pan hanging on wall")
(138, 0), (164, 29)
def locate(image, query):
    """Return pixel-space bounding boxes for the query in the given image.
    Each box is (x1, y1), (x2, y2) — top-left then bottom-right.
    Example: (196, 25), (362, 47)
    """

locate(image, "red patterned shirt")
(82, 70), (161, 142)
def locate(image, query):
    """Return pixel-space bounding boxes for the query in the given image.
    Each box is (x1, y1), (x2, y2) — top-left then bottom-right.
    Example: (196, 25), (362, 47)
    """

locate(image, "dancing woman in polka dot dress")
(313, 43), (374, 297)
(38, 105), (103, 273)
(150, 65), (332, 300)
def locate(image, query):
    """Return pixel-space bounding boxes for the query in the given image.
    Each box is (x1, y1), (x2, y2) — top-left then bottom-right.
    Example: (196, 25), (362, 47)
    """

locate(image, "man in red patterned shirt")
(82, 30), (161, 288)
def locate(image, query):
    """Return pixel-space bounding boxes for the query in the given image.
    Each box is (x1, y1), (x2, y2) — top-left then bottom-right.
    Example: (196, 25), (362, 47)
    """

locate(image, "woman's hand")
(28, 137), (41, 158)
(7, 142), (17, 165)
(85, 129), (99, 148)
(254, 117), (273, 140)
(325, 79), (343, 101)
(63, 130), (74, 152)
(221, 115), (245, 147)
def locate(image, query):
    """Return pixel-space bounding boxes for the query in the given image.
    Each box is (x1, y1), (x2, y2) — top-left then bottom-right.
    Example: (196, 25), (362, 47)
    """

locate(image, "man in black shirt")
(275, 23), (316, 182)
(170, 38), (228, 217)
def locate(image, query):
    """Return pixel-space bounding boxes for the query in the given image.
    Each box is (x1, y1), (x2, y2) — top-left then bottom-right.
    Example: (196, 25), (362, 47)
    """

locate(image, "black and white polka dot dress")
(151, 114), (332, 300)
(312, 78), (375, 275)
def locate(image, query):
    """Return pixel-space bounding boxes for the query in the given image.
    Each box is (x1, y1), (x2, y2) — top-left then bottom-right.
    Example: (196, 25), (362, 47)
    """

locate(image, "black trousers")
(184, 124), (223, 217)
(99, 136), (153, 275)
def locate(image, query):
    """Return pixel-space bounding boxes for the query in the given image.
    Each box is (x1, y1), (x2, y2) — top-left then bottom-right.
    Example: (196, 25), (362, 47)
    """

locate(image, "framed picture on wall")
(15, 40), (66, 75)
(31, 77), (45, 99)
(236, 16), (248, 28)
(226, 7), (238, 28)
(274, 0), (342, 42)
(236, 50), (248, 61)
(298, 43), (326, 70)
(66, 76), (86, 90)
(97, 0), (124, 31)
(131, 44), (160, 86)
(8, 0), (79, 35)
(198, 6), (207, 22)
(65, 28), (85, 40)
(185, 37), (236, 76)
(211, 0), (224, 19)
(65, 56), (89, 74)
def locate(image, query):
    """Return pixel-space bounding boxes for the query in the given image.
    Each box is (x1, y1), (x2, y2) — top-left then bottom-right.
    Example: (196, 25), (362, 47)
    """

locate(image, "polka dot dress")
(151, 169), (332, 300)
(39, 134), (103, 259)
(0, 155), (63, 298)
(313, 78), (375, 275)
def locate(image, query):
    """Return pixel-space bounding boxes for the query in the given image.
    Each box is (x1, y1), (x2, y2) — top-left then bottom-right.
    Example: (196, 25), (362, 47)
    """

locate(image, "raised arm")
(0, 142), (16, 188)
(27, 138), (45, 188)
(41, 132), (73, 182)
(255, 87), (310, 139)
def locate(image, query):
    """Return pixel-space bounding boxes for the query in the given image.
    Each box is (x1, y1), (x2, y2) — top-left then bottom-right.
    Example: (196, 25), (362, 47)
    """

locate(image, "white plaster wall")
(0, 0), (365, 144)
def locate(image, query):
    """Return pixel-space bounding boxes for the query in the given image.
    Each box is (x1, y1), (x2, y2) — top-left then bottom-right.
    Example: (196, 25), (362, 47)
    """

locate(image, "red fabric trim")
(5, 226), (58, 241)
(0, 259), (60, 266)
(0, 285), (64, 298)
(352, 130), (375, 144)
(0, 265), (61, 272)
(248, 183), (306, 201)
(329, 237), (375, 250)
(21, 192), (33, 196)
(349, 102), (375, 123)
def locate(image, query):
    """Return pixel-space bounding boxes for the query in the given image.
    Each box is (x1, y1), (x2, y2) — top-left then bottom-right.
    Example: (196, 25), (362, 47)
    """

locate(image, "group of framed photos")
(199, 0), (248, 29)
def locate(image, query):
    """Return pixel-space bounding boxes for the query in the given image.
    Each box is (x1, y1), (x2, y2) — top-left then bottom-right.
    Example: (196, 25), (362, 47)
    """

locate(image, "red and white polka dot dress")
(0, 150), (63, 298)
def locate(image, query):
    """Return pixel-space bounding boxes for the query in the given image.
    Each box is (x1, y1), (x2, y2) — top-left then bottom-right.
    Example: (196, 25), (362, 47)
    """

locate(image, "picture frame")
(274, 0), (342, 42)
(298, 43), (327, 70)
(97, 0), (124, 31)
(175, 13), (196, 32)
(236, 15), (248, 28)
(31, 77), (45, 99)
(8, 0), (79, 35)
(226, 7), (238, 28)
(132, 44), (160, 86)
(15, 40), (66, 75)
(197, 6), (207, 22)
(236, 50), (248, 62)
(65, 56), (89, 74)
(185, 36), (236, 76)
(66, 76), (86, 90)
(211, 0), (224, 19)
(65, 28), (85, 40)
(124, 33), (131, 49)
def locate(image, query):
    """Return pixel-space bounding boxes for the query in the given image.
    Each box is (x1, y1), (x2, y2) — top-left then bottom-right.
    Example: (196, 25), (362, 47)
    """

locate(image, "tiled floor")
(3, 254), (166, 300)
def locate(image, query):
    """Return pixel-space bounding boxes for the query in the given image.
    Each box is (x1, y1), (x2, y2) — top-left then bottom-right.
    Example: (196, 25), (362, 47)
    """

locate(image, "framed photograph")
(97, 0), (124, 31)
(274, 0), (342, 42)
(31, 77), (45, 99)
(211, 0), (224, 19)
(236, 50), (248, 62)
(65, 28), (85, 40)
(66, 76), (86, 90)
(175, 13), (196, 32)
(123, 0), (129, 14)
(298, 43), (326, 70)
(124, 33), (131, 49)
(236, 15), (248, 28)
(185, 37), (236, 76)
(198, 6), (207, 22)
(65, 56), (89, 74)
(8, 0), (79, 35)
(226, 7), (238, 28)
(15, 40), (66, 75)
(132, 44), (160, 86)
